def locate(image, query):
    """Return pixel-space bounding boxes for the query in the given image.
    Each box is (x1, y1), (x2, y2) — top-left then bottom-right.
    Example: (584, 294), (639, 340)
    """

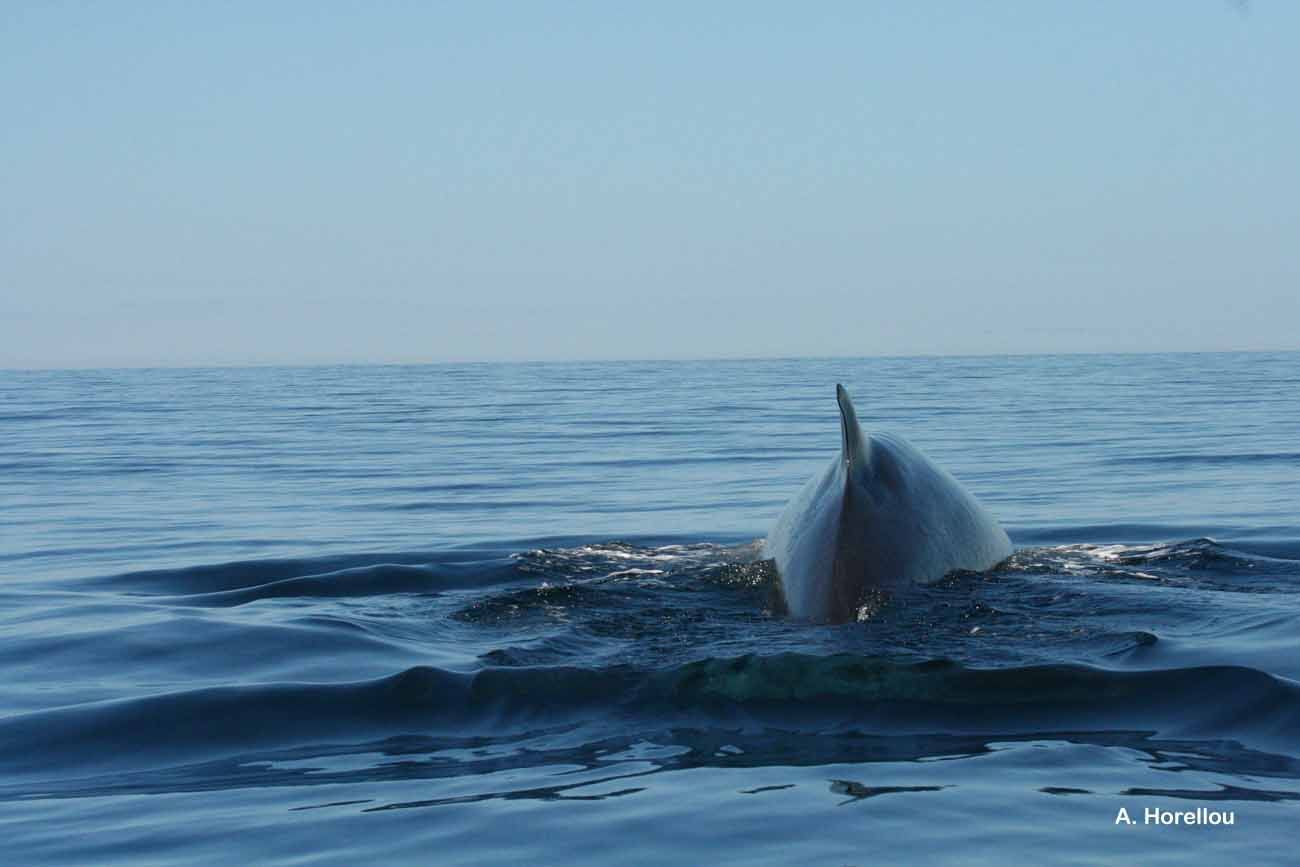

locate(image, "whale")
(766, 384), (1012, 623)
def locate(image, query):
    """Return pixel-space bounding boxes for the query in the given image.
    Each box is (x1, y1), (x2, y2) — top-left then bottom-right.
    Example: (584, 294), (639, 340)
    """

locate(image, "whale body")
(766, 384), (1012, 623)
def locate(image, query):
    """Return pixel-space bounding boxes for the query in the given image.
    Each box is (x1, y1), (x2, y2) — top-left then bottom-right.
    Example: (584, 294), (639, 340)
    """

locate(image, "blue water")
(2, 353), (1298, 864)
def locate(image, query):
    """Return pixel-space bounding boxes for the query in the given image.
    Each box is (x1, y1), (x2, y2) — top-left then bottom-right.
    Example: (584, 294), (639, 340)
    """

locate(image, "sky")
(2, 1), (1297, 367)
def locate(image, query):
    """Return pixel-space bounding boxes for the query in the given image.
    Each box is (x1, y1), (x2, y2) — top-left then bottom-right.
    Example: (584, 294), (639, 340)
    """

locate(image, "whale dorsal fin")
(836, 383), (872, 472)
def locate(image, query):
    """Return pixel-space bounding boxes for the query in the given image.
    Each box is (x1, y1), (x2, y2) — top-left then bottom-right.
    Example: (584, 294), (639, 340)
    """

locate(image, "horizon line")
(3, 346), (1297, 373)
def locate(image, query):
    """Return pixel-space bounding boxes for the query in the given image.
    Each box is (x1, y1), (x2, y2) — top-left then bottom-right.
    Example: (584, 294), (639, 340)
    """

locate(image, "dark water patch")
(360, 769), (653, 811)
(829, 780), (947, 803)
(739, 784), (796, 794)
(288, 799), (374, 812)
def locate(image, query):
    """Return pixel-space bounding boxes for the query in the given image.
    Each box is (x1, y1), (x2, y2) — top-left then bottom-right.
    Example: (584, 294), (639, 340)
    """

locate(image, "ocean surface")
(2, 352), (1298, 865)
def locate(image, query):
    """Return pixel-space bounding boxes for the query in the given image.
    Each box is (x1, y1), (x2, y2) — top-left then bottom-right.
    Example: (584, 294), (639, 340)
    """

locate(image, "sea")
(1, 352), (1297, 865)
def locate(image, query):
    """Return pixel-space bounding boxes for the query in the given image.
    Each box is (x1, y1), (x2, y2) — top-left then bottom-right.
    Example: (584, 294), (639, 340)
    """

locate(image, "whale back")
(767, 384), (1012, 622)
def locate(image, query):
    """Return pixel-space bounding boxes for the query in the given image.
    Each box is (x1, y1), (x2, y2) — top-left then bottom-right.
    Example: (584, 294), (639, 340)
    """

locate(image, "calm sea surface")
(1, 353), (1298, 864)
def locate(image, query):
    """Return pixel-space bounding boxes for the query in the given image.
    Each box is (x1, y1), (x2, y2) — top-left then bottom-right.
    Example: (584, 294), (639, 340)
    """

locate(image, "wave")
(158, 563), (505, 607)
(1004, 537), (1300, 586)
(3, 655), (1296, 778)
(77, 541), (763, 604)
(67, 535), (1297, 593)
(85, 550), (524, 597)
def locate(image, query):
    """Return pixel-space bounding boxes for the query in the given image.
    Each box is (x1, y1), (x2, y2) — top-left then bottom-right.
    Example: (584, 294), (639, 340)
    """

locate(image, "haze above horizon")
(3, 2), (1297, 368)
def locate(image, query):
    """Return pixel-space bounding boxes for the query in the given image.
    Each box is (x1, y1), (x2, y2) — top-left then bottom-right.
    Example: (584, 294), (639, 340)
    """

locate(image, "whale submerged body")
(766, 384), (1012, 623)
